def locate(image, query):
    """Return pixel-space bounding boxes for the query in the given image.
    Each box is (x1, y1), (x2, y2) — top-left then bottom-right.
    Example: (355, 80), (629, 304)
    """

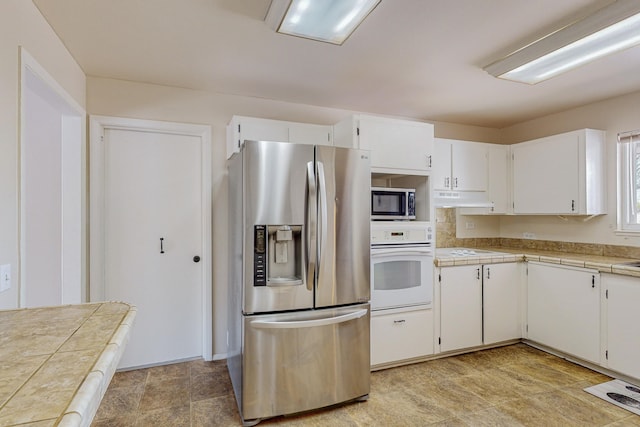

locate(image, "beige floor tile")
(136, 405), (190, 427)
(496, 396), (583, 427)
(108, 368), (149, 389)
(450, 370), (524, 404)
(501, 360), (583, 387)
(145, 362), (189, 384)
(191, 371), (233, 401)
(91, 414), (138, 427)
(190, 358), (228, 377)
(93, 384), (144, 420)
(191, 395), (242, 427)
(138, 377), (190, 412)
(605, 415), (640, 426)
(531, 389), (622, 426)
(458, 407), (525, 426)
(562, 380), (632, 420)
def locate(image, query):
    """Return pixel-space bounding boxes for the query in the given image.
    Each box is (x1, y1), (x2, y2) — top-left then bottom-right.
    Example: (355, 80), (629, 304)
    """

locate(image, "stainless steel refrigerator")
(227, 140), (370, 426)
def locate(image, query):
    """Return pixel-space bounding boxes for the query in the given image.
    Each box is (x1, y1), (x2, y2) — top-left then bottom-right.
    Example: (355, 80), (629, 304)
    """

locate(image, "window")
(618, 130), (640, 231)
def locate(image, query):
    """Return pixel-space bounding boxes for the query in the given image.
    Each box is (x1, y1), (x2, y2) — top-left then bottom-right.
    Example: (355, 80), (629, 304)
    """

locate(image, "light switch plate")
(0, 264), (10, 292)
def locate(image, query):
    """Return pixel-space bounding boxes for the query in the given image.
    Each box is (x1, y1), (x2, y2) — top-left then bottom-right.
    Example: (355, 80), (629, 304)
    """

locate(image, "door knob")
(193, 256), (201, 263)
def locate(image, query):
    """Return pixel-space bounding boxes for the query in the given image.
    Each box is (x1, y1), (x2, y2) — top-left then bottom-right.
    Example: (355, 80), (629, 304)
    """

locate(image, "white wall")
(0, 1), (85, 309)
(86, 76), (497, 358)
(497, 90), (640, 247)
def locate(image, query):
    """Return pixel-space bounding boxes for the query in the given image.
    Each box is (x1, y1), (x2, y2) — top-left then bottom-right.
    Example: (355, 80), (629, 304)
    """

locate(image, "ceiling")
(33, 0), (640, 128)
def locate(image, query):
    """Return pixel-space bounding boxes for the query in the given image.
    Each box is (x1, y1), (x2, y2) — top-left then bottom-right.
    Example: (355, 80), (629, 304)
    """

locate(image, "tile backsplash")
(435, 208), (640, 259)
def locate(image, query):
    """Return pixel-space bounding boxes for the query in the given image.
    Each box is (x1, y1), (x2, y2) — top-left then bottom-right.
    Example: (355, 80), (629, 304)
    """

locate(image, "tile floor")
(91, 343), (640, 426)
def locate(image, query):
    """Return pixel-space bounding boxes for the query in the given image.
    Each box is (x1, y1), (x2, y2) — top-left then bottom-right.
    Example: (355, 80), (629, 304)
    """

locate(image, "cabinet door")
(370, 308), (434, 366)
(451, 141), (488, 191)
(483, 263), (521, 344)
(527, 263), (600, 363)
(487, 145), (509, 214)
(512, 134), (579, 214)
(288, 123), (333, 146)
(358, 115), (433, 171)
(239, 117), (289, 143)
(433, 139), (452, 190)
(604, 274), (640, 379)
(439, 265), (483, 352)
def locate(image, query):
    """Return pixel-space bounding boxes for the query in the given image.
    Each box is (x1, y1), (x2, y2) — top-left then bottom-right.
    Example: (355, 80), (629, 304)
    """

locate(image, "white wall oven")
(371, 222), (433, 310)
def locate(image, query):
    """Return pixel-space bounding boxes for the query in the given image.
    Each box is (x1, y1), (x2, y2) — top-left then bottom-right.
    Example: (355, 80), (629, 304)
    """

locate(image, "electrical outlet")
(523, 232), (536, 239)
(0, 264), (10, 292)
(465, 222), (475, 230)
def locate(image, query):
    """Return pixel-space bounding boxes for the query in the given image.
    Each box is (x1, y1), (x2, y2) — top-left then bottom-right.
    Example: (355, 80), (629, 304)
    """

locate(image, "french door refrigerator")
(228, 140), (370, 426)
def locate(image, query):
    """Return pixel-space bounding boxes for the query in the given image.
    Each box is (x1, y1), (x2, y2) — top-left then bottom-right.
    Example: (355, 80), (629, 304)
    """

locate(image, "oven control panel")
(371, 221), (433, 245)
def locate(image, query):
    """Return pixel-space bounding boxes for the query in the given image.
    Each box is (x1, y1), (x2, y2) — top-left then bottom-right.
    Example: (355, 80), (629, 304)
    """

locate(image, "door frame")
(19, 47), (86, 307)
(89, 115), (213, 361)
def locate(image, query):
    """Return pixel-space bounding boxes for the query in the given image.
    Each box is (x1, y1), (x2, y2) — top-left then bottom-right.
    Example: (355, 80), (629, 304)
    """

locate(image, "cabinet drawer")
(371, 308), (433, 366)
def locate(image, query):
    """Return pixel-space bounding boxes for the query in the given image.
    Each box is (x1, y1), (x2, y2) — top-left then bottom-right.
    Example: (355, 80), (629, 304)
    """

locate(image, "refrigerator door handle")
(250, 309), (368, 329)
(316, 161), (328, 286)
(306, 161), (317, 291)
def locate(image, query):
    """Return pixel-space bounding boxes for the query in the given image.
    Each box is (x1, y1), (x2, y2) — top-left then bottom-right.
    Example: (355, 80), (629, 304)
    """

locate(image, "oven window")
(372, 194), (402, 214)
(373, 260), (421, 290)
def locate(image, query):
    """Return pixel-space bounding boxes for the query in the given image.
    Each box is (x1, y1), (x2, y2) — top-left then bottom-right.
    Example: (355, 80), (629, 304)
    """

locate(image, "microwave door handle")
(306, 161), (316, 291)
(317, 161), (328, 287)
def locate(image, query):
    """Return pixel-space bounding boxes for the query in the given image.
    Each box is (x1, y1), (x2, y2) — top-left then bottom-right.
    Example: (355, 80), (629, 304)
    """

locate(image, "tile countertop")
(0, 302), (136, 427)
(435, 247), (640, 277)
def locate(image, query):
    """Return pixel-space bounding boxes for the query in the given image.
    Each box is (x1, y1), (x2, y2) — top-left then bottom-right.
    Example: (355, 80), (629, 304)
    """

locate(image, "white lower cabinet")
(527, 262), (600, 364)
(484, 263), (521, 344)
(439, 265), (483, 352)
(439, 263), (520, 353)
(370, 306), (433, 366)
(603, 274), (640, 379)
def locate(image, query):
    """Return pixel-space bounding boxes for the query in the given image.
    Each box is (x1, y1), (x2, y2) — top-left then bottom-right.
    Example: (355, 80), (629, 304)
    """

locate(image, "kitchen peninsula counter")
(0, 302), (136, 427)
(435, 247), (640, 277)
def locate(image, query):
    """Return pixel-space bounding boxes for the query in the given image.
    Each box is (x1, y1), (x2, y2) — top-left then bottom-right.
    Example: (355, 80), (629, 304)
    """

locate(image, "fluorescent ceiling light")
(265, 0), (380, 45)
(484, 0), (640, 84)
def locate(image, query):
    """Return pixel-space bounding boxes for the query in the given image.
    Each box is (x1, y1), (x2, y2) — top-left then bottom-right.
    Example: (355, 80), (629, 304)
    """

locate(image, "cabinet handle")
(427, 154), (432, 168)
(486, 267), (490, 279)
(454, 177), (458, 188)
(476, 268), (480, 280)
(445, 177), (450, 188)
(571, 199), (576, 211)
(592, 275), (595, 288)
(393, 319), (406, 324)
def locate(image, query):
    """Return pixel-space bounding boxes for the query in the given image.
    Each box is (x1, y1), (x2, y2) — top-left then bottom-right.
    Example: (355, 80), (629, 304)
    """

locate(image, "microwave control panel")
(371, 222), (433, 245)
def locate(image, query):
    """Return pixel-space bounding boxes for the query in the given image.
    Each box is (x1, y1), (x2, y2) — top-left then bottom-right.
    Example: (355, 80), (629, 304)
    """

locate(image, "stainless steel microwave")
(371, 187), (416, 220)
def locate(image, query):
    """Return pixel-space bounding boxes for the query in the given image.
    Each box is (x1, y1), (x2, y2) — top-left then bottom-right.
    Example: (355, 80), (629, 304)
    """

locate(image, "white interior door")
(91, 117), (212, 369)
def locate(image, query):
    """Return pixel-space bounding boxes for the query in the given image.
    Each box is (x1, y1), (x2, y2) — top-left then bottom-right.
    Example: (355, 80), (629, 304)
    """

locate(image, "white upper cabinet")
(226, 116), (333, 159)
(458, 143), (510, 214)
(433, 139), (488, 192)
(333, 114), (434, 173)
(511, 129), (605, 215)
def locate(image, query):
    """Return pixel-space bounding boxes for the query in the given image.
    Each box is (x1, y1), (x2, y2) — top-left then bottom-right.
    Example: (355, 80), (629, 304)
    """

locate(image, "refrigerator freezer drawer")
(241, 304), (370, 422)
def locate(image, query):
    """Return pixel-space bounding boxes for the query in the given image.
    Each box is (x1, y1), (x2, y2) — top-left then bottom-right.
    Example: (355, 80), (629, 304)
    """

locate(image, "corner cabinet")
(333, 114), (434, 173)
(511, 129), (605, 215)
(602, 274), (640, 380)
(527, 262), (600, 364)
(226, 116), (333, 159)
(438, 263), (520, 353)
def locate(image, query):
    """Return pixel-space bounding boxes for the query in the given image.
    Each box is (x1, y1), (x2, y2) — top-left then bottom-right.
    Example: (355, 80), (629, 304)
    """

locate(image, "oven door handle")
(371, 248), (433, 257)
